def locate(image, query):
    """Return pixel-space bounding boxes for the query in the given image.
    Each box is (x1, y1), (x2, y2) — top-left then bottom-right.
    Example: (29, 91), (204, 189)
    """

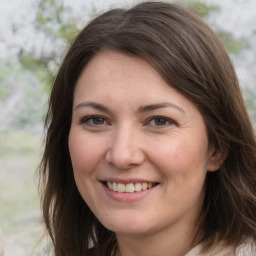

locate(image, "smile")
(104, 181), (158, 193)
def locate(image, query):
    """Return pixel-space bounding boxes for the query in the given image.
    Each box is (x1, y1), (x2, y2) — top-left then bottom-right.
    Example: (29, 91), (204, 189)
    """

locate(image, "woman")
(39, 2), (256, 255)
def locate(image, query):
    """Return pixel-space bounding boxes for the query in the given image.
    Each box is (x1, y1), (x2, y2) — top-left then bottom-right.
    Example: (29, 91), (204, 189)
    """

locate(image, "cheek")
(68, 131), (103, 203)
(149, 138), (185, 167)
(68, 131), (104, 174)
(148, 135), (209, 178)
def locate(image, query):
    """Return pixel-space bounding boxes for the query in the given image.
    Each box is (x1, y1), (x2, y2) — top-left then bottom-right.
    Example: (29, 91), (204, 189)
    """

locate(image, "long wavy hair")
(39, 2), (256, 255)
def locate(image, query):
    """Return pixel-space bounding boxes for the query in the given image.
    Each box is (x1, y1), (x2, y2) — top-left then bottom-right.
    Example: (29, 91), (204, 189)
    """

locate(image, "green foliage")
(0, 87), (6, 100)
(217, 32), (247, 54)
(20, 0), (80, 96)
(88, 3), (98, 19)
(186, 1), (218, 17)
(0, 132), (41, 235)
(20, 54), (54, 87)
(0, 62), (46, 132)
(185, 1), (246, 55)
(0, 62), (13, 100)
(1, 0), (253, 132)
(244, 88), (256, 124)
(36, 0), (78, 43)
(0, 0), (84, 133)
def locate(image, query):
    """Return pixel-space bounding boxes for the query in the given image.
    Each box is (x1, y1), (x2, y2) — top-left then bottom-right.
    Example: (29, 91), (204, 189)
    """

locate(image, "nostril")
(105, 148), (145, 169)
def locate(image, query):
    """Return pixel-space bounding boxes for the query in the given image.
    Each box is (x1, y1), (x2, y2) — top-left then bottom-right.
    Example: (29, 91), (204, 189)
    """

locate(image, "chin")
(101, 215), (154, 235)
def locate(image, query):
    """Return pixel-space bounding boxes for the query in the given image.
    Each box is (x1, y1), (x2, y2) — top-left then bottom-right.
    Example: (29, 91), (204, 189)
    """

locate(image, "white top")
(185, 239), (256, 256)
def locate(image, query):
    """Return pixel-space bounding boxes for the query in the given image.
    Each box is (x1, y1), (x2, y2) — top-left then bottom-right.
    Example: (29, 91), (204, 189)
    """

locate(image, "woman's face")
(69, 50), (219, 238)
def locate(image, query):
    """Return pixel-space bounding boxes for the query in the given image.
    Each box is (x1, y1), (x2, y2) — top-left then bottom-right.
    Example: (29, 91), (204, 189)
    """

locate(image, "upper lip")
(100, 178), (160, 184)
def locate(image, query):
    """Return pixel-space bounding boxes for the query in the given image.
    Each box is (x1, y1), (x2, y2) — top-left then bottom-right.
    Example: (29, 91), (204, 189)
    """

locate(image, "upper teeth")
(106, 182), (155, 193)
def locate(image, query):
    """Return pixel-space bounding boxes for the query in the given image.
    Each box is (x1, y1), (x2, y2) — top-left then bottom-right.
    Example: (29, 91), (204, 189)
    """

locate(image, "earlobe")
(207, 148), (228, 172)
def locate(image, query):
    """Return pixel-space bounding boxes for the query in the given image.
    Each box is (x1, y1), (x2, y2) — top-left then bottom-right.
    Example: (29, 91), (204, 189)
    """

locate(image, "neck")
(115, 222), (203, 256)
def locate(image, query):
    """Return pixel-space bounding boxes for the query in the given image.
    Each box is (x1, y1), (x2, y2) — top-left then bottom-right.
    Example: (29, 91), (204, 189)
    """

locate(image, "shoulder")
(86, 246), (116, 256)
(236, 239), (256, 256)
(186, 239), (256, 256)
(185, 241), (235, 256)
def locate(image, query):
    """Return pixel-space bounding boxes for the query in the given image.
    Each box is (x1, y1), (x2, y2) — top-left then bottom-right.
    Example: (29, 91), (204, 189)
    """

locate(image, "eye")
(80, 115), (109, 126)
(146, 116), (175, 127)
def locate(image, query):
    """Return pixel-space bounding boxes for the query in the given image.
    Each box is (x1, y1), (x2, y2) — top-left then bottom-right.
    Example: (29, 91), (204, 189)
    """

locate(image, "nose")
(105, 126), (145, 169)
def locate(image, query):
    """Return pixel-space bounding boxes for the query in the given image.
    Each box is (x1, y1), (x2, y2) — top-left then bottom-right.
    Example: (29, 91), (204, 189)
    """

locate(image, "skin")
(68, 50), (222, 256)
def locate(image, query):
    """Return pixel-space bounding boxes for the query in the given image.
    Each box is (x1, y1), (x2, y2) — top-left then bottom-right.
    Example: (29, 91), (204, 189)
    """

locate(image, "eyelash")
(80, 115), (109, 126)
(80, 115), (175, 128)
(145, 116), (175, 127)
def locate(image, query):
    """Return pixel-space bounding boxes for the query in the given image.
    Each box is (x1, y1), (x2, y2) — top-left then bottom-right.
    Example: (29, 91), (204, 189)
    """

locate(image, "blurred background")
(0, 0), (255, 255)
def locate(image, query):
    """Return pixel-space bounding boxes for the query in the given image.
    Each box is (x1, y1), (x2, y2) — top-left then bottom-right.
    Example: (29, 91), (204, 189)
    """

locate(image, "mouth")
(102, 181), (159, 193)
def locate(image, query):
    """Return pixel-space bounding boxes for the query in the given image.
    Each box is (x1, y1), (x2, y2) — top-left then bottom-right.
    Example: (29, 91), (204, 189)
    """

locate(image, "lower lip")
(101, 183), (158, 202)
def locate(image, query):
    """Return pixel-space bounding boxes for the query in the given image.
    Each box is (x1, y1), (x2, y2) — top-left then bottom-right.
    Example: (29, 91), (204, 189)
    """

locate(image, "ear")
(207, 147), (228, 172)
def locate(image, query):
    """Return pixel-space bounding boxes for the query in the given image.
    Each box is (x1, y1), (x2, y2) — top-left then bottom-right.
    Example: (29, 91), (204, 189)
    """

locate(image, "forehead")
(75, 50), (171, 99)
(74, 50), (199, 115)
(78, 50), (162, 86)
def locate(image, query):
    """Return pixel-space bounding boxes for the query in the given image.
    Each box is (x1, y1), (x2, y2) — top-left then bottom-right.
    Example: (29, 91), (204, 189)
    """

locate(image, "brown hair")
(39, 1), (256, 255)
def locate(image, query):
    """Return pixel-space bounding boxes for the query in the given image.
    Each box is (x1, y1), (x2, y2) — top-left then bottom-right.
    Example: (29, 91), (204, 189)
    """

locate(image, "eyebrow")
(74, 102), (110, 112)
(138, 103), (185, 113)
(74, 102), (184, 113)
